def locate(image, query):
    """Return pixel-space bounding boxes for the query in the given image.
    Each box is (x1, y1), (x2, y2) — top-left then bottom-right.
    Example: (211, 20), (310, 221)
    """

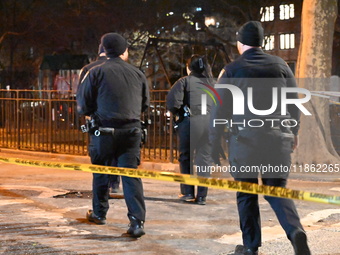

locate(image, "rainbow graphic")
(197, 82), (222, 106)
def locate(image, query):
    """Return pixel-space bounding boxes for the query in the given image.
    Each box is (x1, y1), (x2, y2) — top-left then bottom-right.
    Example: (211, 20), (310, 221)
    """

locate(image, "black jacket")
(78, 55), (107, 84)
(212, 47), (300, 135)
(76, 57), (149, 123)
(166, 73), (214, 116)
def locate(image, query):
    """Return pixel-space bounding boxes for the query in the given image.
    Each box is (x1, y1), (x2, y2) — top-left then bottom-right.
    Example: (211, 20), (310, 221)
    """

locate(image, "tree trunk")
(293, 0), (339, 164)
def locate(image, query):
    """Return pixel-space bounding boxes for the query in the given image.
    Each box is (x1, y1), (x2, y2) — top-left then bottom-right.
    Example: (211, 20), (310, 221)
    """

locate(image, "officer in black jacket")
(77, 33), (150, 238)
(167, 55), (213, 205)
(210, 21), (310, 255)
(78, 44), (121, 194)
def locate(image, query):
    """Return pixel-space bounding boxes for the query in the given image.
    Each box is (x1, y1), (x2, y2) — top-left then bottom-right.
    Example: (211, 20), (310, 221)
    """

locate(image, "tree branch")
(0, 31), (27, 44)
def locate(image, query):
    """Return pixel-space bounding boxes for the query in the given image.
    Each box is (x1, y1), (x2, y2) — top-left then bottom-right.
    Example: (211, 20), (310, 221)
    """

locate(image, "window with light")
(280, 4), (295, 20)
(280, 33), (295, 49)
(263, 35), (275, 51)
(260, 6), (274, 22)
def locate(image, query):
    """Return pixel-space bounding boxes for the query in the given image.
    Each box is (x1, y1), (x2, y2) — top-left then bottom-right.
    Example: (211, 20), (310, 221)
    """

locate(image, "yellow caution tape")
(0, 156), (339, 205)
(330, 100), (340, 106)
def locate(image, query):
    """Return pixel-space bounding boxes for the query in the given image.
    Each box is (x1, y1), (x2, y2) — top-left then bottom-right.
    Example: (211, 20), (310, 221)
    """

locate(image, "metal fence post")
(169, 113), (174, 163)
(16, 91), (20, 149)
(48, 91), (52, 152)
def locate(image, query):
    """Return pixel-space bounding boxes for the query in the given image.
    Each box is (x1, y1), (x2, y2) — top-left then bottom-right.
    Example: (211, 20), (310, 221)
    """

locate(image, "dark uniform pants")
(89, 127), (146, 221)
(177, 115), (211, 197)
(228, 128), (303, 250)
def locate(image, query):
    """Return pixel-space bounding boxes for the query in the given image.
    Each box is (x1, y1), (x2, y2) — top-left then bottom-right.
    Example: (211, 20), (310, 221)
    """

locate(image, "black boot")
(178, 194), (195, 202)
(86, 210), (106, 225)
(195, 196), (206, 205)
(127, 215), (145, 238)
(290, 229), (311, 255)
(234, 245), (258, 255)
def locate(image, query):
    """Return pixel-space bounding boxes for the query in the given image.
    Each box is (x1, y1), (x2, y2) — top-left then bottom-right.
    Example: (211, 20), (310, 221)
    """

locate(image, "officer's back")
(76, 32), (149, 238)
(77, 34), (148, 124)
(219, 47), (298, 123)
(85, 58), (147, 122)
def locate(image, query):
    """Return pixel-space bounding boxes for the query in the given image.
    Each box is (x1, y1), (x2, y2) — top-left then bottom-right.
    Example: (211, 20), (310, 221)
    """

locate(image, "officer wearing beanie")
(77, 33), (149, 238)
(78, 43), (122, 196)
(210, 21), (311, 254)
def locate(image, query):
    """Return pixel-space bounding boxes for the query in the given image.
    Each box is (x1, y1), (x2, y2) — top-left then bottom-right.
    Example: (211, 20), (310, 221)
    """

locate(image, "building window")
(280, 33), (295, 49)
(263, 35), (275, 51)
(260, 6), (274, 22)
(280, 4), (295, 20)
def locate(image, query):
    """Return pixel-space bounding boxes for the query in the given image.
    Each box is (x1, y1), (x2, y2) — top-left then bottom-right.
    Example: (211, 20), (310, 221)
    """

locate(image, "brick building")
(260, 1), (303, 74)
(259, 0), (340, 78)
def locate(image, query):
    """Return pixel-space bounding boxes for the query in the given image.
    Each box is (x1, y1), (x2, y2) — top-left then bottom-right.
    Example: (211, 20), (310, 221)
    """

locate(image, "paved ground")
(0, 149), (340, 255)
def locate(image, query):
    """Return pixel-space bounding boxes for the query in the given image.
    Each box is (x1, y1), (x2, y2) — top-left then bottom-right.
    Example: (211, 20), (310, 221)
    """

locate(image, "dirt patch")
(317, 213), (340, 224)
(0, 240), (97, 255)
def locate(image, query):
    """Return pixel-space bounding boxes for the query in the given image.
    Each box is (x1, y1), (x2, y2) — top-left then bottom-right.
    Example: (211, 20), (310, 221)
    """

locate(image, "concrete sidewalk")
(0, 149), (340, 254)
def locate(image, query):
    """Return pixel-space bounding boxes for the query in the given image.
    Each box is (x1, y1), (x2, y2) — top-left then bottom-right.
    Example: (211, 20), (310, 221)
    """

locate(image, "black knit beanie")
(236, 21), (264, 47)
(101, 33), (127, 57)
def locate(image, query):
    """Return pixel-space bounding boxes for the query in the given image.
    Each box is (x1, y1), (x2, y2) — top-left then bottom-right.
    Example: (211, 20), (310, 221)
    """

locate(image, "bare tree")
(294, 0), (339, 164)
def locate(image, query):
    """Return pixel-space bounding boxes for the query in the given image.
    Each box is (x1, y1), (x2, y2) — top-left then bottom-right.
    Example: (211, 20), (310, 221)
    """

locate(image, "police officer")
(76, 32), (150, 238)
(78, 43), (122, 195)
(210, 21), (311, 254)
(167, 55), (213, 205)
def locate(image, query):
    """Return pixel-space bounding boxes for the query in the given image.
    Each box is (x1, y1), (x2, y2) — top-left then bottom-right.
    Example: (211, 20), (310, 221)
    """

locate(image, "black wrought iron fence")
(0, 90), (178, 162)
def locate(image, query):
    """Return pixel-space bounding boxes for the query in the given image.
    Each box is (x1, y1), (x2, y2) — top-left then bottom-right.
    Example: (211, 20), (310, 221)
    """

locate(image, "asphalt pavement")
(0, 148), (340, 255)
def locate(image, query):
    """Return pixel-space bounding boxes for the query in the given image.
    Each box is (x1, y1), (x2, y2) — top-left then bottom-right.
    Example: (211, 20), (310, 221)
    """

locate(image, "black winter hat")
(236, 21), (264, 47)
(101, 33), (127, 57)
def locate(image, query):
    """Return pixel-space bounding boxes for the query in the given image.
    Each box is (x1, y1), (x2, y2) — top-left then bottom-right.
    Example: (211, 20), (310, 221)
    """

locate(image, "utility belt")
(183, 110), (210, 117)
(81, 122), (137, 137)
(101, 118), (141, 128)
(232, 119), (291, 130)
(231, 125), (295, 145)
(237, 125), (281, 131)
(81, 116), (148, 144)
(185, 104), (210, 117)
(174, 105), (208, 126)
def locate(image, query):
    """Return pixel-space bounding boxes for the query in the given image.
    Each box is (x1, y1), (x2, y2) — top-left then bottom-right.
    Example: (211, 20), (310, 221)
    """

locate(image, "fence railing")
(0, 89), (178, 162)
(4, 89), (338, 162)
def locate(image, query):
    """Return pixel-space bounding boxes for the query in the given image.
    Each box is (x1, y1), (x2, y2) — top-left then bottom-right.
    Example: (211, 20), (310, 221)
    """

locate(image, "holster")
(141, 120), (149, 144)
(80, 115), (99, 134)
